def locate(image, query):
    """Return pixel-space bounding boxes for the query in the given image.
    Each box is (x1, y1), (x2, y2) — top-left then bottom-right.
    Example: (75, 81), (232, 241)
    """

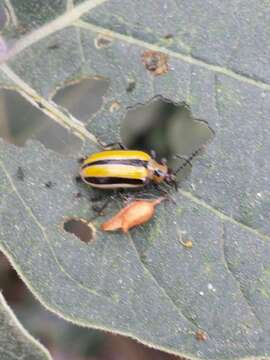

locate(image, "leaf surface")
(0, 1), (270, 359)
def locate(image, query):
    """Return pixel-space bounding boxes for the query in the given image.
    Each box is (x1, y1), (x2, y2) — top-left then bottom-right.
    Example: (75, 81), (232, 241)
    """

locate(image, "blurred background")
(0, 78), (211, 360)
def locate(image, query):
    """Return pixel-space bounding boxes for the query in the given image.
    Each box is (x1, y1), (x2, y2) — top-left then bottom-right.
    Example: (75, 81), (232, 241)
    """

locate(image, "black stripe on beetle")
(81, 159), (148, 169)
(84, 177), (145, 186)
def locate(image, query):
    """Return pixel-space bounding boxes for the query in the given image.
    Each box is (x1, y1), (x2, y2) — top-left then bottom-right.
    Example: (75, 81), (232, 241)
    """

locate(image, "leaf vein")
(179, 189), (270, 241)
(221, 224), (263, 328)
(74, 20), (270, 92)
(0, 0), (109, 64)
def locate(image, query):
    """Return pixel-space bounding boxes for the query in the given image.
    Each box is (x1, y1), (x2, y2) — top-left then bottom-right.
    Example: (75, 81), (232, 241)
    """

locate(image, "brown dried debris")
(141, 50), (169, 76)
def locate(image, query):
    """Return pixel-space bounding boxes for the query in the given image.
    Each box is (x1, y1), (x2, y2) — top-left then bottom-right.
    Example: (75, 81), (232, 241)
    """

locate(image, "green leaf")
(1, 1), (270, 360)
(0, 292), (52, 360)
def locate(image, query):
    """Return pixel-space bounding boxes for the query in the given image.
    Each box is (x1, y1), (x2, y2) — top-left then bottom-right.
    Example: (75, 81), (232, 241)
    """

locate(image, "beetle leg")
(91, 189), (127, 218)
(153, 183), (176, 204)
(161, 157), (167, 165)
(90, 192), (106, 202)
(150, 149), (156, 159)
(153, 183), (166, 194)
(123, 195), (135, 205)
(117, 189), (136, 204)
(101, 142), (127, 150)
(77, 157), (86, 164)
(91, 197), (112, 219)
(75, 175), (82, 183)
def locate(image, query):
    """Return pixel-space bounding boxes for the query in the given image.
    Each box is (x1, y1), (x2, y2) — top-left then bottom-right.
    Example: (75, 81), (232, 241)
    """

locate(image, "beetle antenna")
(174, 147), (203, 175)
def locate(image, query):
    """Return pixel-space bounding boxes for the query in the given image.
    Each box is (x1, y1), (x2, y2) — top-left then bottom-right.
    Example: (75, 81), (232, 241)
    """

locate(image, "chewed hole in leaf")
(94, 35), (113, 49)
(126, 78), (136, 92)
(16, 166), (25, 181)
(121, 98), (213, 179)
(109, 100), (121, 113)
(0, 89), (82, 155)
(63, 218), (96, 243)
(52, 77), (110, 123)
(44, 181), (55, 189)
(195, 329), (208, 342)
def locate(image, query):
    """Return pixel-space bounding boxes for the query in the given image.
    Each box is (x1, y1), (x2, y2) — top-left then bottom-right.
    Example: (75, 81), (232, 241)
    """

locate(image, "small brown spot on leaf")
(44, 181), (54, 188)
(178, 231), (193, 249)
(74, 192), (82, 198)
(110, 101), (121, 112)
(15, 24), (29, 35)
(95, 35), (113, 49)
(78, 157), (86, 164)
(164, 34), (174, 39)
(195, 329), (207, 341)
(16, 167), (25, 181)
(63, 218), (96, 243)
(142, 50), (169, 76)
(35, 100), (46, 110)
(126, 79), (136, 92)
(47, 43), (60, 50)
(180, 239), (193, 249)
(75, 175), (82, 183)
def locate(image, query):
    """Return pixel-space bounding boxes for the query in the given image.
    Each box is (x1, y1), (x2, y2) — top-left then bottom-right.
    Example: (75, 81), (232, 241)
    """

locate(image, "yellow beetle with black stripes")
(79, 149), (177, 189)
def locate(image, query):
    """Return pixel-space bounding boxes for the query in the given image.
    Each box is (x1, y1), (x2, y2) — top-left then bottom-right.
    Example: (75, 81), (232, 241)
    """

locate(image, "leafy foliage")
(0, 1), (270, 359)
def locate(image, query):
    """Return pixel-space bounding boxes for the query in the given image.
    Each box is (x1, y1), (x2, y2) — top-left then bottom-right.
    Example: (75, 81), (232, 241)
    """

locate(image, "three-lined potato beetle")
(79, 149), (176, 189)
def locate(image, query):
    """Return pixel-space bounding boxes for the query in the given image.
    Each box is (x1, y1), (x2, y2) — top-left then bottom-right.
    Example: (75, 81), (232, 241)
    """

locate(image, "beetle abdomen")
(80, 150), (150, 189)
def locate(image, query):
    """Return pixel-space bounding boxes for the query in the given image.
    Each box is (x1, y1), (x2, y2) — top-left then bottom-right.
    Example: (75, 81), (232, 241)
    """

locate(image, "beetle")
(79, 147), (200, 190)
